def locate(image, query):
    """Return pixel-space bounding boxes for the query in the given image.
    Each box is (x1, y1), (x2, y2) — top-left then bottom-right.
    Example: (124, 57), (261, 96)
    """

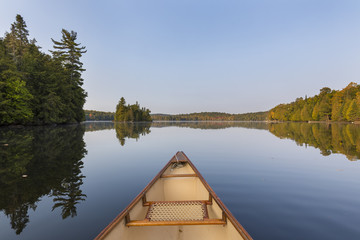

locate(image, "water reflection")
(115, 122), (151, 146)
(268, 122), (360, 161)
(83, 121), (360, 160)
(84, 121), (114, 132)
(151, 121), (269, 130)
(0, 125), (87, 234)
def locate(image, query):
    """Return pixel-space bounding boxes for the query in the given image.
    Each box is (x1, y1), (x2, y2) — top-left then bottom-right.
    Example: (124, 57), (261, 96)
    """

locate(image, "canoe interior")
(96, 152), (252, 240)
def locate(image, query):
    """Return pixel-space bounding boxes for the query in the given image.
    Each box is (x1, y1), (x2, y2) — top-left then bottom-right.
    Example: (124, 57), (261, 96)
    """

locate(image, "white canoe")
(95, 151), (253, 240)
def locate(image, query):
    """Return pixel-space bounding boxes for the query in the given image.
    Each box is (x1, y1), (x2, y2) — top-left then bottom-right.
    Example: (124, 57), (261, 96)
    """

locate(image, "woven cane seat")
(146, 201), (207, 221)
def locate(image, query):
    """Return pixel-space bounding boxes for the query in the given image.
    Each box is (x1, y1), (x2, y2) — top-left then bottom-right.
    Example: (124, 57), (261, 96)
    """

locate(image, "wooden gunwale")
(94, 151), (253, 240)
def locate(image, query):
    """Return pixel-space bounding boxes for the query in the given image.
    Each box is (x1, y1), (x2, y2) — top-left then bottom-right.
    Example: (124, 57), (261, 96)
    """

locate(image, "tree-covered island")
(0, 15), (86, 126)
(114, 97), (152, 122)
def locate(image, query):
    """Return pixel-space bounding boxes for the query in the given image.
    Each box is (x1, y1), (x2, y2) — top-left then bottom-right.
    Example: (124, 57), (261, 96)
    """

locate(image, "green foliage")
(268, 83), (360, 122)
(51, 29), (87, 123)
(114, 97), (152, 122)
(0, 39), (33, 124)
(85, 110), (114, 121)
(0, 15), (87, 125)
(346, 99), (360, 121)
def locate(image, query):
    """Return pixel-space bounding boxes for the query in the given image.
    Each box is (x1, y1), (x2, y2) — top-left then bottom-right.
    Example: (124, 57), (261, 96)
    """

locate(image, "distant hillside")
(151, 111), (268, 121)
(85, 110), (114, 121)
(268, 82), (360, 122)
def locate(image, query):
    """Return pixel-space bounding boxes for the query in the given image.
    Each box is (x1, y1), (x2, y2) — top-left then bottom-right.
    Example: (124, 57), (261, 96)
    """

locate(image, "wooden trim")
(182, 152), (253, 240)
(126, 219), (226, 227)
(203, 204), (209, 219)
(142, 195), (147, 206)
(143, 200), (212, 207)
(124, 213), (130, 225)
(161, 173), (197, 178)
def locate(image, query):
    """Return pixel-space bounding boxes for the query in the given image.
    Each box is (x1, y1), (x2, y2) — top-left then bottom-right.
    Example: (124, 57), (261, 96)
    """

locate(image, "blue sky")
(1, 0), (360, 114)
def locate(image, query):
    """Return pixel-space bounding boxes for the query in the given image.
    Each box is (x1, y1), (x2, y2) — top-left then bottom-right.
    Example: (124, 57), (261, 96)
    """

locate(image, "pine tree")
(0, 39), (33, 124)
(51, 29), (87, 122)
(115, 97), (126, 121)
(4, 14), (30, 65)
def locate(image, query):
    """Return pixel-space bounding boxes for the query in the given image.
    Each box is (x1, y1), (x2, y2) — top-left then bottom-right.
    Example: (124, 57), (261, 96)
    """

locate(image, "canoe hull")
(95, 152), (252, 240)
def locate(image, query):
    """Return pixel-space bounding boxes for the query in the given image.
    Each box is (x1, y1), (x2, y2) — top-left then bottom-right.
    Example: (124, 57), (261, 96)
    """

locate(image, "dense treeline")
(0, 15), (86, 125)
(151, 111), (268, 121)
(115, 97), (152, 122)
(268, 82), (360, 122)
(85, 110), (114, 121)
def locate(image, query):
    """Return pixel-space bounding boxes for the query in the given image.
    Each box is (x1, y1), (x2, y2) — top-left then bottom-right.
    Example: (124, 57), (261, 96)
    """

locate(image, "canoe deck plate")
(146, 201), (207, 221)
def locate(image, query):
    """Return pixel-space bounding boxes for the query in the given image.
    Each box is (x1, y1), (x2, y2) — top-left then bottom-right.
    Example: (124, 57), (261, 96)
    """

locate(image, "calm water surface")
(1, 122), (360, 240)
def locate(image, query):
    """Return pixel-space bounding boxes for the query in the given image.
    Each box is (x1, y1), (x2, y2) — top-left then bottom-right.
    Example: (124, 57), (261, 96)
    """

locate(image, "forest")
(85, 110), (114, 121)
(151, 111), (268, 121)
(0, 15), (86, 125)
(268, 82), (360, 122)
(114, 97), (152, 122)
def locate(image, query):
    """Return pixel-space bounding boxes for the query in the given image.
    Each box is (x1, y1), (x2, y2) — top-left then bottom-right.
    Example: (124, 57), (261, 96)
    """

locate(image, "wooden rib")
(161, 173), (197, 178)
(126, 219), (226, 227)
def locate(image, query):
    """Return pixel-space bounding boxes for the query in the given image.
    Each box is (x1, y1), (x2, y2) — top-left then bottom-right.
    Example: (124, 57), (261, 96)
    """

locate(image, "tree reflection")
(115, 122), (151, 146)
(84, 121), (114, 132)
(151, 121), (269, 130)
(0, 125), (87, 234)
(269, 122), (360, 160)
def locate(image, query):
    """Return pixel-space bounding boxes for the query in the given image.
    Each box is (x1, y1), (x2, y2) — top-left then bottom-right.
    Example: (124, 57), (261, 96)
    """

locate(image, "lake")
(1, 121), (360, 240)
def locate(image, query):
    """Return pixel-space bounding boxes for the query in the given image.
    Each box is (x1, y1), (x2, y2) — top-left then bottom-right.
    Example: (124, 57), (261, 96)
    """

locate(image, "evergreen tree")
(114, 97), (152, 122)
(4, 14), (29, 65)
(318, 96), (332, 121)
(0, 39), (33, 125)
(51, 29), (87, 122)
(0, 15), (88, 125)
(115, 97), (126, 121)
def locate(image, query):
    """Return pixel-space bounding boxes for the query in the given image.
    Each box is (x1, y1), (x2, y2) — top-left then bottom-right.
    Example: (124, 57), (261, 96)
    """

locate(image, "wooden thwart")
(161, 173), (197, 178)
(126, 219), (226, 226)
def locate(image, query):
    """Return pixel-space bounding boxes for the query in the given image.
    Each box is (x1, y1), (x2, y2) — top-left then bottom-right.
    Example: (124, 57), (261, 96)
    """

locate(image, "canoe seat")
(148, 201), (206, 221)
(126, 201), (226, 226)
